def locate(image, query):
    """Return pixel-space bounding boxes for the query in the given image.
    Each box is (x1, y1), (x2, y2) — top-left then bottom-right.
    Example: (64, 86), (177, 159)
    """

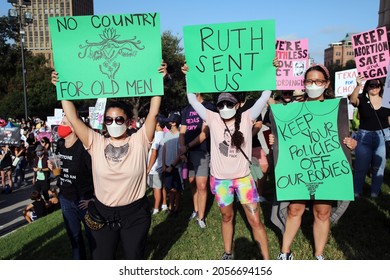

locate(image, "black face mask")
(165, 123), (172, 130)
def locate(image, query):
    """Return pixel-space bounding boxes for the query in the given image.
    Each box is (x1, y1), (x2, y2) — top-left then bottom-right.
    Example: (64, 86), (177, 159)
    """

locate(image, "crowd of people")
(1, 60), (389, 261)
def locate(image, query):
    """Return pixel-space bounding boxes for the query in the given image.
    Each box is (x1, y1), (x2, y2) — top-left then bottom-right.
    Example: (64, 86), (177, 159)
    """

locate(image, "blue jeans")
(353, 128), (389, 196)
(59, 193), (93, 259)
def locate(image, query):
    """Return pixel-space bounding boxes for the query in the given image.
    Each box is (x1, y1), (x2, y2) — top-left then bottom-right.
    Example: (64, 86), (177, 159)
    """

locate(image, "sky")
(93, 0), (380, 63)
(1, 0), (380, 63)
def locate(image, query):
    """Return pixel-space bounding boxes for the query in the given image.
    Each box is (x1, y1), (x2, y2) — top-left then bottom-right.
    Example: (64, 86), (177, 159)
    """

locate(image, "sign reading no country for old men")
(49, 13), (163, 100)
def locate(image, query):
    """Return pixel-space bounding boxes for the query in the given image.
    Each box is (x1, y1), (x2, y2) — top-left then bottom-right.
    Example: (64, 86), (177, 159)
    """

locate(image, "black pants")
(33, 179), (49, 201)
(91, 196), (151, 260)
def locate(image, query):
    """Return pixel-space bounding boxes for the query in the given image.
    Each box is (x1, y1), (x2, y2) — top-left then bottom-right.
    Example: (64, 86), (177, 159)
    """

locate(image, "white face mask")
(305, 84), (326, 98)
(106, 123), (127, 138)
(219, 106), (237, 120)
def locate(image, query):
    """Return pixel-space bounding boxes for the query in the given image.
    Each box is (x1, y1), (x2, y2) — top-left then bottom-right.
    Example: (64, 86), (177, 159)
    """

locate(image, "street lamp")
(7, 0), (32, 121)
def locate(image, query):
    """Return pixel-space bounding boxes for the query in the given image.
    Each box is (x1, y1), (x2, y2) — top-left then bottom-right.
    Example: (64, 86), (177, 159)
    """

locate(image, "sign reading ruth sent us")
(49, 13), (163, 100)
(183, 19), (276, 93)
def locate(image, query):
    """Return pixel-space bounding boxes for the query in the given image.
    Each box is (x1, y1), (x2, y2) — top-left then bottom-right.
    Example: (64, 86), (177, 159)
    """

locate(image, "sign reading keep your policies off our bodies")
(183, 20), (276, 93)
(270, 99), (354, 201)
(49, 13), (163, 100)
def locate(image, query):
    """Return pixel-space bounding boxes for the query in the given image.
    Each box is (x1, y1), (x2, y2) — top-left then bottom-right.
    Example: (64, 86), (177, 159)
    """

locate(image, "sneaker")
(189, 211), (198, 220)
(258, 196), (267, 203)
(197, 218), (206, 229)
(161, 204), (168, 211)
(277, 251), (293, 260)
(315, 255), (325, 260)
(221, 252), (233, 260)
(151, 208), (159, 215)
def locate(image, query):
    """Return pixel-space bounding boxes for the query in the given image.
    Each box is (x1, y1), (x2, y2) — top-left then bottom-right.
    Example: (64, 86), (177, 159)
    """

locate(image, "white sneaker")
(197, 218), (206, 229)
(189, 211), (198, 220)
(151, 208), (159, 215)
(161, 204), (168, 211)
(315, 255), (325, 260)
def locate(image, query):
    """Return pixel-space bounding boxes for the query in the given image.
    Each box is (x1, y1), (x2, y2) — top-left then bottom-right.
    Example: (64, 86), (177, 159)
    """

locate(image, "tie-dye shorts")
(210, 175), (259, 207)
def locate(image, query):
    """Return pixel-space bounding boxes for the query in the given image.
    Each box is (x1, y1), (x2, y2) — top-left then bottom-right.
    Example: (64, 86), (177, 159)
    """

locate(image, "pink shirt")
(87, 126), (151, 206)
(206, 110), (253, 179)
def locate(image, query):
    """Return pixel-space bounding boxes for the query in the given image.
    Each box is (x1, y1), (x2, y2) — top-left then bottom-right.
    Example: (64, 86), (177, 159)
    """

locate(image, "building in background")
(378, 0), (390, 43)
(324, 33), (356, 68)
(23, 0), (94, 67)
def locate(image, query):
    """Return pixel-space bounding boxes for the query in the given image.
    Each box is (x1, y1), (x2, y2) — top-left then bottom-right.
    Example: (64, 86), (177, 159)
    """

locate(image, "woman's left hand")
(343, 137), (357, 150)
(79, 199), (92, 210)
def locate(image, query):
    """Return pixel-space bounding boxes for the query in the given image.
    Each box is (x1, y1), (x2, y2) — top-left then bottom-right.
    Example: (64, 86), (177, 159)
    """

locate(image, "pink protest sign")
(352, 27), (389, 79)
(276, 39), (308, 90)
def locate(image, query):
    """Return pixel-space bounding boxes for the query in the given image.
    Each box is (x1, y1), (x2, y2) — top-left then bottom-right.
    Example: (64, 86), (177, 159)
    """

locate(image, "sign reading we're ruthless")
(276, 39), (308, 90)
(270, 99), (354, 201)
(352, 27), (390, 79)
(183, 20), (276, 93)
(49, 13), (163, 100)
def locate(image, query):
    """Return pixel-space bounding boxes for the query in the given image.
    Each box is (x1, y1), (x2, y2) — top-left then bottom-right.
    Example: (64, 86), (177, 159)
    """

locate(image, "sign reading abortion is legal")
(183, 20), (276, 93)
(49, 13), (163, 100)
(352, 27), (389, 79)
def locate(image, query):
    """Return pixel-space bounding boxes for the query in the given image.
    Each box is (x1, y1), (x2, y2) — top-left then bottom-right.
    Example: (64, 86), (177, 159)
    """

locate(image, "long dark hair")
(231, 107), (244, 149)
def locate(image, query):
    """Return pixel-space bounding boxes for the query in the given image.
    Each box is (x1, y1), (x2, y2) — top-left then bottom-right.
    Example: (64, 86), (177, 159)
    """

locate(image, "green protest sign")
(183, 20), (276, 93)
(270, 98), (354, 201)
(49, 13), (163, 100)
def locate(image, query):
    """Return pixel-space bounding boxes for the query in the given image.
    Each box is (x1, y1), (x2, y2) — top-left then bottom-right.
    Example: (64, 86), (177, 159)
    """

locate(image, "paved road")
(0, 171), (56, 237)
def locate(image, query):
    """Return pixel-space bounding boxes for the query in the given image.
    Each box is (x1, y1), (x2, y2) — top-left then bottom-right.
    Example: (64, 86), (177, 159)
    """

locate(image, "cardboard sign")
(0, 127), (21, 146)
(334, 68), (364, 98)
(276, 39), (308, 90)
(352, 27), (390, 79)
(270, 99), (354, 201)
(183, 19), (276, 93)
(90, 98), (107, 130)
(49, 13), (163, 100)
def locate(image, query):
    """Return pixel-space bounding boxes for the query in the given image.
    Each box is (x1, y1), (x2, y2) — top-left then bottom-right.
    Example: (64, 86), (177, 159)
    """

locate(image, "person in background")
(293, 89), (306, 102)
(162, 111), (183, 216)
(40, 136), (52, 155)
(0, 145), (13, 193)
(22, 190), (47, 223)
(13, 140), (27, 187)
(48, 114), (95, 260)
(147, 115), (168, 215)
(51, 61), (166, 260)
(348, 75), (390, 198)
(179, 93), (215, 228)
(33, 144), (50, 201)
(46, 186), (60, 214)
(272, 64), (357, 260)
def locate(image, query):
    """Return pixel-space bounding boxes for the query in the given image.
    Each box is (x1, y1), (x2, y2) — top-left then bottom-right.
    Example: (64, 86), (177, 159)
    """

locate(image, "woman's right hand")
(269, 133), (275, 146)
(51, 71), (58, 86)
(181, 63), (189, 75)
(356, 74), (365, 87)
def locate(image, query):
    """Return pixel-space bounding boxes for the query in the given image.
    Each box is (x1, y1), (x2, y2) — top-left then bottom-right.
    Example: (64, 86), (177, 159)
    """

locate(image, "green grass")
(1, 160), (389, 260)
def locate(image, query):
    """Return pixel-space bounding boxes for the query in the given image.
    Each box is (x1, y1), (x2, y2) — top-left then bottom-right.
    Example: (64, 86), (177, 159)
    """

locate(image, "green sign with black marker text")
(49, 13), (163, 100)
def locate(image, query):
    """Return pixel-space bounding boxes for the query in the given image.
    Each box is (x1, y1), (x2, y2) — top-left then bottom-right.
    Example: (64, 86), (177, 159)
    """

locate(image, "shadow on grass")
(145, 185), (215, 260)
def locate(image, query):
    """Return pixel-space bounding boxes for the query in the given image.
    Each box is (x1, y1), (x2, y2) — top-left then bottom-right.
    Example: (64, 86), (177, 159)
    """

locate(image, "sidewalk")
(0, 171), (57, 237)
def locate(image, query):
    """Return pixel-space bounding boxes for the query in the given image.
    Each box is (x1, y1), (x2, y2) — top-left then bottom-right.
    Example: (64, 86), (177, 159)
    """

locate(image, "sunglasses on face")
(104, 116), (126, 125)
(368, 83), (381, 89)
(217, 101), (235, 110)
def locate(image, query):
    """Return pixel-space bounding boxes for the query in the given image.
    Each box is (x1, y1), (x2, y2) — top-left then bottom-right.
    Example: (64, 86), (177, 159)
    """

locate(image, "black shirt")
(358, 95), (390, 131)
(56, 138), (94, 200)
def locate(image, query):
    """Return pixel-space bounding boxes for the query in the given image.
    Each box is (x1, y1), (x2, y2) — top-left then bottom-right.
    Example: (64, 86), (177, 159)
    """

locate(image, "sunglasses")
(217, 101), (235, 110)
(368, 83), (381, 89)
(104, 116), (126, 125)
